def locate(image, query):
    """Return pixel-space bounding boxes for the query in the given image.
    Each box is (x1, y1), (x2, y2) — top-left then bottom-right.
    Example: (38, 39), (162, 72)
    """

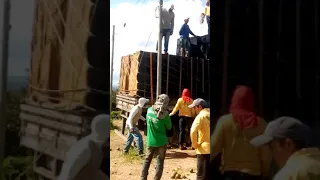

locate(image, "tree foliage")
(3, 89), (34, 179)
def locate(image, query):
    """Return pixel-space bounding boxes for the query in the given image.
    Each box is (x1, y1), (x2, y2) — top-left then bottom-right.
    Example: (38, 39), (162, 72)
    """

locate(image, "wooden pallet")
(19, 103), (92, 179)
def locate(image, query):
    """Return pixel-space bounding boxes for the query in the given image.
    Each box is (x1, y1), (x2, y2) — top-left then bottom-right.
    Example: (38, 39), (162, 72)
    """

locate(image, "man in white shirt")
(123, 98), (149, 155)
(58, 114), (109, 180)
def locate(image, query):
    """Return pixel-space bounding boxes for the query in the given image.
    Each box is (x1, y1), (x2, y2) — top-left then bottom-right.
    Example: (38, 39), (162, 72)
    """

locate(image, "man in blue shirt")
(179, 17), (196, 57)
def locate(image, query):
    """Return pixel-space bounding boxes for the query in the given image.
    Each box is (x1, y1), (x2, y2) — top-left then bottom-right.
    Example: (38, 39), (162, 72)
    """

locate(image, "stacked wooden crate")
(118, 51), (210, 103)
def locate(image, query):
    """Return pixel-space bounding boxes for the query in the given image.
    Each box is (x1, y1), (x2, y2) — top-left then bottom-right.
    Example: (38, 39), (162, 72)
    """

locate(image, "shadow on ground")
(166, 151), (196, 159)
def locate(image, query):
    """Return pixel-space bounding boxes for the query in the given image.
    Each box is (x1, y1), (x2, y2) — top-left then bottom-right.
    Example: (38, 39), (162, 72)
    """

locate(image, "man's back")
(162, 9), (174, 29)
(146, 107), (172, 147)
(274, 148), (320, 180)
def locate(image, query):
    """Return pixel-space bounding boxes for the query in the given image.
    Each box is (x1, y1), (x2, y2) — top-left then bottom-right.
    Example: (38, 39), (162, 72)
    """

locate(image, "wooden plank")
(34, 166), (57, 180)
(20, 112), (83, 135)
(20, 136), (67, 161)
(20, 104), (83, 124)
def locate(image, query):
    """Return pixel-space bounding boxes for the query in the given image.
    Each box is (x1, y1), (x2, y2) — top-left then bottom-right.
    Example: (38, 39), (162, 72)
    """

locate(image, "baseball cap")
(188, 98), (208, 108)
(250, 116), (311, 147)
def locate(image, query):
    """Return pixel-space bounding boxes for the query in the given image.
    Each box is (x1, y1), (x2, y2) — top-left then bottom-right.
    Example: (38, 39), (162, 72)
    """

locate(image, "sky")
(110, 0), (208, 86)
(0, 0), (34, 77)
(0, 0), (207, 82)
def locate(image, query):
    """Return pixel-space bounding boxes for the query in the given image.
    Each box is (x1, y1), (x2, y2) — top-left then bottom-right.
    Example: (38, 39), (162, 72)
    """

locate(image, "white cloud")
(110, 0), (208, 86)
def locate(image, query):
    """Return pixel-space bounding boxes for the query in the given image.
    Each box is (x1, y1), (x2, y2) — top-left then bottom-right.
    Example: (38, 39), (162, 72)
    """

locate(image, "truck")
(115, 50), (210, 144)
(18, 0), (110, 179)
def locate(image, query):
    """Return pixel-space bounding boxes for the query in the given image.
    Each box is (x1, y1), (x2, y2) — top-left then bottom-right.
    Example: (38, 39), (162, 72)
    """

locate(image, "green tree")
(3, 89), (34, 179)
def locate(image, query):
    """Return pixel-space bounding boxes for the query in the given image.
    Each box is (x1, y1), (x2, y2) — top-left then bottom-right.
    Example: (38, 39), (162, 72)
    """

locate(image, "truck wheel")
(87, 66), (109, 91)
(86, 36), (109, 68)
(85, 89), (109, 112)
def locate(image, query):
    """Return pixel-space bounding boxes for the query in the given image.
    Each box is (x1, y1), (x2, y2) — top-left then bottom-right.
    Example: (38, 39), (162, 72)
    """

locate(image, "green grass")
(110, 119), (120, 130)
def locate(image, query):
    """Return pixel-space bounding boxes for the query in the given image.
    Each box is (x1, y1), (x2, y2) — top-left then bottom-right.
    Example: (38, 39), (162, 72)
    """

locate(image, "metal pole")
(156, 0), (163, 98)
(0, 0), (11, 178)
(258, 0), (264, 116)
(111, 25), (115, 110)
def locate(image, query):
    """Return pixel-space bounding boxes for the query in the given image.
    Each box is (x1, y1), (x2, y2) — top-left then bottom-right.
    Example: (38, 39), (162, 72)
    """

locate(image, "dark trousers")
(141, 145), (167, 180)
(197, 154), (210, 180)
(206, 16), (210, 37)
(224, 171), (262, 180)
(179, 116), (190, 145)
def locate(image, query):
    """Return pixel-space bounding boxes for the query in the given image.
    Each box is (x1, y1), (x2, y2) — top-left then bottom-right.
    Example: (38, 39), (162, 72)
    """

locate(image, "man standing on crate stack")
(123, 97), (149, 156)
(156, 4), (175, 55)
(179, 17), (197, 57)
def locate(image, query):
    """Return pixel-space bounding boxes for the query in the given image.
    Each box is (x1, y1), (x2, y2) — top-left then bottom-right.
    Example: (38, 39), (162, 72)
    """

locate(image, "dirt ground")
(110, 120), (197, 180)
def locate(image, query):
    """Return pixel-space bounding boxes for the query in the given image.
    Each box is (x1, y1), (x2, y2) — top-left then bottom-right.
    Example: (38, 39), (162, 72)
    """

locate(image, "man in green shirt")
(141, 94), (172, 180)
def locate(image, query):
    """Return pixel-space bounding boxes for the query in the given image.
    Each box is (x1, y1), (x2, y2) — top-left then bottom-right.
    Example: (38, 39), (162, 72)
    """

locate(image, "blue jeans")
(156, 29), (171, 53)
(123, 126), (144, 153)
(141, 145), (167, 180)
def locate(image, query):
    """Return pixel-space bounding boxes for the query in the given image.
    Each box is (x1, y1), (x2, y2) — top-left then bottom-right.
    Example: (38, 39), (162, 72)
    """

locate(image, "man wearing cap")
(189, 98), (210, 180)
(179, 17), (196, 57)
(250, 116), (320, 180)
(156, 4), (175, 55)
(123, 97), (149, 156)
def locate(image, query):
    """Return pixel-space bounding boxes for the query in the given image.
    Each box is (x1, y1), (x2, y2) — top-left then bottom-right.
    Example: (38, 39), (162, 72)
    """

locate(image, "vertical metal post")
(111, 25), (115, 110)
(222, 0), (230, 113)
(275, 0), (283, 117)
(258, 0), (264, 116)
(156, 0), (163, 98)
(0, 0), (11, 178)
(296, 0), (301, 98)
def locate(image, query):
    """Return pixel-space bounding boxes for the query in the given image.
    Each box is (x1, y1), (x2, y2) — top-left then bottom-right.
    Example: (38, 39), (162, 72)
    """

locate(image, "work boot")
(180, 144), (187, 150)
(138, 151), (145, 157)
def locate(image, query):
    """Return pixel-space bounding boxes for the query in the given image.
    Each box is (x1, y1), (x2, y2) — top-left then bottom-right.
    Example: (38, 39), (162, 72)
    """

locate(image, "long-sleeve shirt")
(170, 98), (195, 117)
(162, 9), (175, 30)
(204, 6), (210, 17)
(210, 114), (271, 177)
(273, 148), (320, 180)
(179, 24), (195, 38)
(190, 108), (210, 154)
(146, 107), (172, 147)
(126, 105), (144, 129)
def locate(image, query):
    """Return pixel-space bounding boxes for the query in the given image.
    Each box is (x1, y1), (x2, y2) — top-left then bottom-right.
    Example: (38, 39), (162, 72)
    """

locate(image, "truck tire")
(85, 89), (109, 112)
(87, 66), (109, 91)
(86, 35), (109, 68)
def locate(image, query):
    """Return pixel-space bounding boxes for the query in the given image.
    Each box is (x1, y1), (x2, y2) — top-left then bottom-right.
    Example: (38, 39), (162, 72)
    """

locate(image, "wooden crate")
(118, 51), (211, 103)
(19, 103), (92, 179)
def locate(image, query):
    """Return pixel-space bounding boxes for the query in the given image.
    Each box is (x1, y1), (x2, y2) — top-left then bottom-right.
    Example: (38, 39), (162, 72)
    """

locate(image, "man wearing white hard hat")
(123, 97), (149, 156)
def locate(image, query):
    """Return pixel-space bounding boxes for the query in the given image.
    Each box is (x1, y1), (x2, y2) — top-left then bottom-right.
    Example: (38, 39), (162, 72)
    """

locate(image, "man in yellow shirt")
(188, 98), (210, 180)
(201, 0), (210, 35)
(251, 116), (320, 180)
(170, 89), (194, 150)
